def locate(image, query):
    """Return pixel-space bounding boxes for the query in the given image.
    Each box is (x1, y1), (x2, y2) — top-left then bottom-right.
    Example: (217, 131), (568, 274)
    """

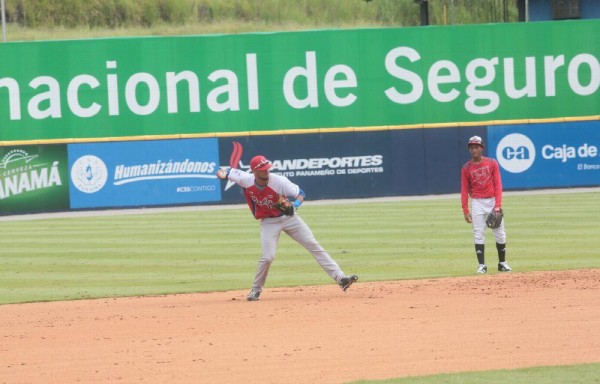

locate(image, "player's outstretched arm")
(216, 169), (228, 180)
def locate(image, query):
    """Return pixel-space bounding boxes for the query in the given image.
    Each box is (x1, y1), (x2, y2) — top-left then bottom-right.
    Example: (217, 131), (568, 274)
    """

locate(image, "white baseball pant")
(471, 197), (506, 245)
(252, 214), (345, 291)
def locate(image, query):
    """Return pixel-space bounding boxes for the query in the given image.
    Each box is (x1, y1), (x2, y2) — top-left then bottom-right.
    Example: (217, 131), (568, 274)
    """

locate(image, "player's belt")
(264, 213), (284, 219)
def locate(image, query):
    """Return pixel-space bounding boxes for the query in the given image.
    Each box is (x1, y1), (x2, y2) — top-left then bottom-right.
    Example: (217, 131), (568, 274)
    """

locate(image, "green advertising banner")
(0, 20), (598, 143)
(0, 145), (70, 213)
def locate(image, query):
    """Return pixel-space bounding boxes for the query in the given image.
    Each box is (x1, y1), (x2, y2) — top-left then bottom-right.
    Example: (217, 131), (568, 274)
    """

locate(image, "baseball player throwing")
(216, 155), (358, 301)
(461, 136), (512, 274)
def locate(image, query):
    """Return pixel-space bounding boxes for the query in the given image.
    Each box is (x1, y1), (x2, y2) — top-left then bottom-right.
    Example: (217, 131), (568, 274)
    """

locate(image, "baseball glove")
(486, 209), (504, 229)
(275, 196), (294, 216)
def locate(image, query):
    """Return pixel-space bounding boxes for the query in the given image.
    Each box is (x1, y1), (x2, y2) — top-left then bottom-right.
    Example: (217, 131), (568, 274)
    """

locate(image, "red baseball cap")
(467, 136), (484, 148)
(250, 155), (272, 171)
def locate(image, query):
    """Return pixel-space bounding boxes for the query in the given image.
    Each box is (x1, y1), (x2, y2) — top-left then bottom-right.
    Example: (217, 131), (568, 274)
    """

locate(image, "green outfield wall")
(0, 20), (598, 144)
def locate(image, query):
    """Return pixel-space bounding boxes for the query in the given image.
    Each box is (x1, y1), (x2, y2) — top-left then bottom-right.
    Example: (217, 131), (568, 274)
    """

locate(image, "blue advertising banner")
(216, 126), (487, 204)
(489, 121), (600, 189)
(68, 139), (220, 209)
(217, 133), (393, 203)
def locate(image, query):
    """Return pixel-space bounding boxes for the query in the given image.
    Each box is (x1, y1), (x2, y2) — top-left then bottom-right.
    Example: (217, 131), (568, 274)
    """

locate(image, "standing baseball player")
(216, 155), (358, 301)
(461, 136), (512, 274)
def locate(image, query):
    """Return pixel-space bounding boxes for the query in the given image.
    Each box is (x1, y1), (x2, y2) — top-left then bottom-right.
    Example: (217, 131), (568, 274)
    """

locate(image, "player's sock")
(496, 242), (506, 263)
(475, 244), (485, 265)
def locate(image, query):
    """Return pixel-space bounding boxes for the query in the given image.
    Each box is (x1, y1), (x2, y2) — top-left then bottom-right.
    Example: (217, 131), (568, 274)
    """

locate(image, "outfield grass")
(351, 363), (600, 384)
(1, 191), (598, 305)
(1, 190), (599, 382)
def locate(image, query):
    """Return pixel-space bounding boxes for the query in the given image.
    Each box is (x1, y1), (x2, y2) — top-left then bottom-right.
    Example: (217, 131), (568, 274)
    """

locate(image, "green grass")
(1, 191), (598, 305)
(350, 363), (600, 384)
(1, 191), (599, 382)
(2, 20), (386, 41)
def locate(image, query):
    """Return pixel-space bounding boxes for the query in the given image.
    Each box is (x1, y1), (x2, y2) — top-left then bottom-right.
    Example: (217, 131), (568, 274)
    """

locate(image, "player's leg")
(471, 198), (488, 272)
(493, 220), (511, 271)
(283, 215), (346, 283)
(248, 218), (282, 299)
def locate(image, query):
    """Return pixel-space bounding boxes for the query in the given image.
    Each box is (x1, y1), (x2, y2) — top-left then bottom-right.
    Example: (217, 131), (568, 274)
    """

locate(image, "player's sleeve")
(279, 176), (300, 198)
(460, 165), (470, 215)
(492, 160), (503, 209)
(227, 168), (254, 188)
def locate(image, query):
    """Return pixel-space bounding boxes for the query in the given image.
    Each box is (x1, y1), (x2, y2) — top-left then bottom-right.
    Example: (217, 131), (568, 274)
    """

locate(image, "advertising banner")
(489, 121), (600, 188)
(1, 20), (598, 143)
(68, 138), (220, 209)
(218, 133), (392, 202)
(217, 126), (486, 203)
(0, 145), (69, 214)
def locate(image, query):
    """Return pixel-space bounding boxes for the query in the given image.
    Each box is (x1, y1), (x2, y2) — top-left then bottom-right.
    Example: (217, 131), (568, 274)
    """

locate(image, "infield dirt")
(2, 269), (599, 383)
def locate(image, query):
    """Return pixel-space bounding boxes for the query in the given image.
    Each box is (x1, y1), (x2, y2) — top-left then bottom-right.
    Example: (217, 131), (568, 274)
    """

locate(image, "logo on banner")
(71, 155), (108, 193)
(224, 141), (246, 191)
(496, 133), (536, 173)
(0, 149), (63, 200)
(222, 141), (384, 191)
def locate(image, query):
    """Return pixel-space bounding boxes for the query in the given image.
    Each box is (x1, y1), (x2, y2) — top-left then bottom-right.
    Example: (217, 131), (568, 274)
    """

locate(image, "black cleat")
(246, 289), (261, 301)
(339, 275), (358, 291)
(498, 262), (512, 272)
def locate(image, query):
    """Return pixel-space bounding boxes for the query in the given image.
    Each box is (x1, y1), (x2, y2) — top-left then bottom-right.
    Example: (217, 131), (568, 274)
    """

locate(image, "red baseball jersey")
(228, 169), (300, 220)
(460, 156), (503, 215)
